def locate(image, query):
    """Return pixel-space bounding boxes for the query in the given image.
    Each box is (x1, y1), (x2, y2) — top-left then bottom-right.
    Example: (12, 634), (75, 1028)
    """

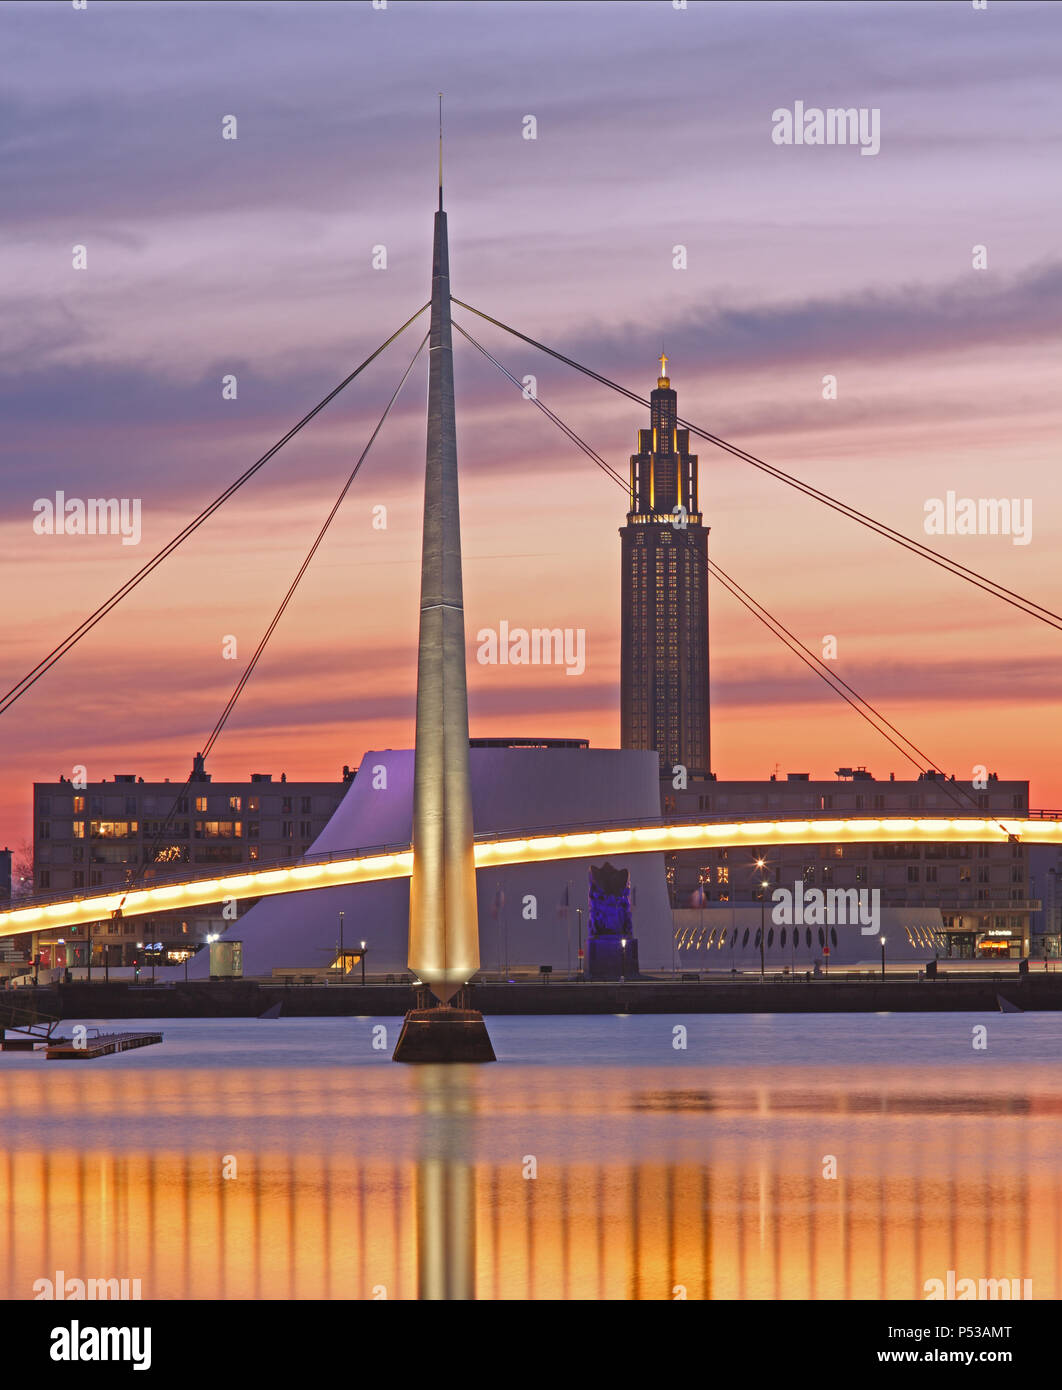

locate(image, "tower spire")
(438, 92), (443, 211)
(393, 163), (495, 1066)
(405, 159), (480, 1006)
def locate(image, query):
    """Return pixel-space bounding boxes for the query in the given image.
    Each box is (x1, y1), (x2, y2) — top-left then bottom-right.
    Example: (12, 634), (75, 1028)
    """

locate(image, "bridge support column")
(392, 997), (496, 1064)
(393, 164), (494, 1063)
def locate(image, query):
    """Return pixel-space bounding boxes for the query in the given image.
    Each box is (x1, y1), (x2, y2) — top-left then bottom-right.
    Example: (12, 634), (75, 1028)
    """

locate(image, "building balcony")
(935, 900), (1041, 915)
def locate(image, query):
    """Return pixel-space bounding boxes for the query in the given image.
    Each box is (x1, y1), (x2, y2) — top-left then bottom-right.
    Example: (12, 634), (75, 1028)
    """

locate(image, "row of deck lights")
(0, 816), (1053, 936)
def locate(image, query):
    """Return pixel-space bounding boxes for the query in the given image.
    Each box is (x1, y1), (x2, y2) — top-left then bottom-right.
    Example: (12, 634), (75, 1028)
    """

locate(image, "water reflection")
(1, 1062), (1059, 1300)
(414, 1067), (476, 1301)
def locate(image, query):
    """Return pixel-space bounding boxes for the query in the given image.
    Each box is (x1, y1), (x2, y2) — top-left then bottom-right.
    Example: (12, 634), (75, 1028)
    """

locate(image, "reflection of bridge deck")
(3, 813), (1060, 938)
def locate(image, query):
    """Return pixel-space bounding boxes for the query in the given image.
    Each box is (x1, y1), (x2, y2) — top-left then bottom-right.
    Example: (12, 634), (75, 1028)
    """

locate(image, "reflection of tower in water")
(413, 1065), (478, 1300)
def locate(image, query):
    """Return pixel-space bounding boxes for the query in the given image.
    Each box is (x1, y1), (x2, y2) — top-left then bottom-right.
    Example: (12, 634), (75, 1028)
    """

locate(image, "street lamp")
(621, 937), (627, 982)
(754, 860), (768, 981)
(360, 940), (366, 987)
(697, 868), (708, 967)
(338, 910), (345, 978)
(880, 934), (886, 981)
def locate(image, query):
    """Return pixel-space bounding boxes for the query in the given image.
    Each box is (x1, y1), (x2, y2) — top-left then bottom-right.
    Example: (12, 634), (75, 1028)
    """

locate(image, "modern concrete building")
(28, 759), (352, 970)
(1029, 844), (1062, 957)
(620, 359), (710, 778)
(663, 768), (1036, 959)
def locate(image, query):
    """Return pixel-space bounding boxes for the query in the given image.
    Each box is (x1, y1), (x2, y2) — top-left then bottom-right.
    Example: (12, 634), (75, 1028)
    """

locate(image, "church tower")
(619, 357), (710, 777)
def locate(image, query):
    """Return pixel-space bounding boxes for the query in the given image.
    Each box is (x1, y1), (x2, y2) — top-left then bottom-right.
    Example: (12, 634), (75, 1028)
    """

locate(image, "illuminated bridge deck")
(3, 814), (1059, 938)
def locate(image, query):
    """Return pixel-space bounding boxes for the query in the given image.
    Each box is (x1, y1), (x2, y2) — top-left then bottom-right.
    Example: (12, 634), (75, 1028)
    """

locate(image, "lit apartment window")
(194, 821), (241, 839)
(90, 821), (138, 839)
(73, 796), (85, 813)
(229, 796), (242, 812)
(248, 796), (260, 813)
(195, 797), (208, 813)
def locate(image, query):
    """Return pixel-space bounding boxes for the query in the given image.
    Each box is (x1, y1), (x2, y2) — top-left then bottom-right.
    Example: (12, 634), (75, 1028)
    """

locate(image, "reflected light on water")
(2, 1062), (1060, 1300)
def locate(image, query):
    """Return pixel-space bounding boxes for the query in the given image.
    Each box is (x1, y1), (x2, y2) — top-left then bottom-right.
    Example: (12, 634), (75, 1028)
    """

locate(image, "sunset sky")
(2, 0), (1061, 851)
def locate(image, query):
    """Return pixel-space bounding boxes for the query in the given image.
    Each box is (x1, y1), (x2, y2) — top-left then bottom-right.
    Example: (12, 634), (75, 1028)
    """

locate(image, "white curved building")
(214, 745), (674, 979)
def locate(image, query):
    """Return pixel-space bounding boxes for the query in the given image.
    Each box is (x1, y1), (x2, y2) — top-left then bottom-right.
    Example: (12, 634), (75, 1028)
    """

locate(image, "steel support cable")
(454, 316), (1015, 832)
(121, 330), (430, 911)
(700, 562), (971, 794)
(201, 329), (428, 759)
(702, 562), (1017, 837)
(452, 297), (1062, 632)
(0, 303), (430, 717)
